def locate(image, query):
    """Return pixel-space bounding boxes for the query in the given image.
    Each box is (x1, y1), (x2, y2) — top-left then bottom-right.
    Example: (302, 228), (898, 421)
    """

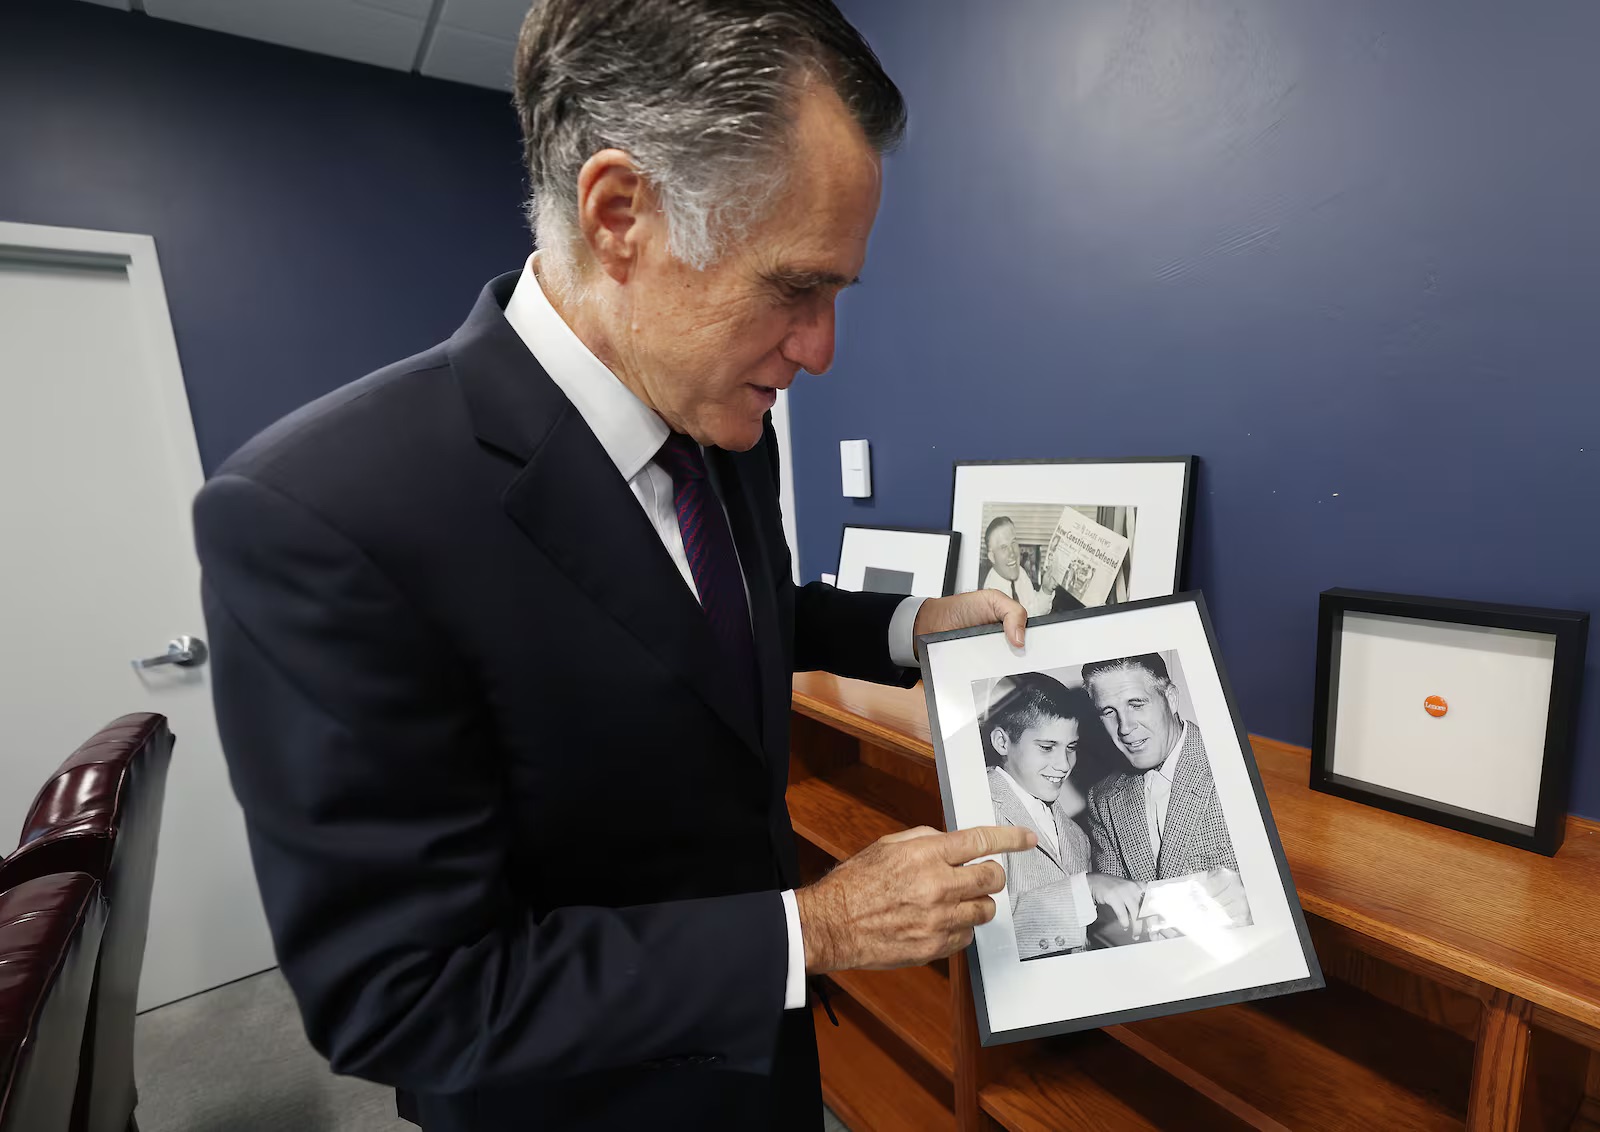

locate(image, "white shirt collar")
(1147, 721), (1189, 783)
(502, 254), (668, 483)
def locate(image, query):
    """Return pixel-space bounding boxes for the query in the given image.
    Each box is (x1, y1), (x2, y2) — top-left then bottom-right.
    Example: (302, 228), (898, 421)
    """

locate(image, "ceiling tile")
(142, 0), (426, 72)
(436, 0), (529, 41)
(419, 24), (516, 91)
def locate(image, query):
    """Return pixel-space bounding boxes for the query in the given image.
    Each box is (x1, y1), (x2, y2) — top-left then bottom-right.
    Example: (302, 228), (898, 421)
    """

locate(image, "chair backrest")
(0, 873), (108, 1132)
(0, 715), (173, 1132)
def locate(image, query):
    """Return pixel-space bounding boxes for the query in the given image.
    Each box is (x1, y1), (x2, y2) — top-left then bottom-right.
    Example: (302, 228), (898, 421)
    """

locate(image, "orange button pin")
(1424, 695), (1448, 718)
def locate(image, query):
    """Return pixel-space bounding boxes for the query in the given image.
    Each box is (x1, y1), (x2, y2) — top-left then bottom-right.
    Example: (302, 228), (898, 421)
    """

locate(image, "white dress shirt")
(503, 255), (924, 1012)
(993, 766), (1095, 925)
(983, 566), (1053, 618)
(1143, 722), (1190, 864)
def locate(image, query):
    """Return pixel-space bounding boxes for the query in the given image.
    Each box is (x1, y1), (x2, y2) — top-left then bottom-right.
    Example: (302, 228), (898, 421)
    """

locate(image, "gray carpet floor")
(134, 968), (851, 1131)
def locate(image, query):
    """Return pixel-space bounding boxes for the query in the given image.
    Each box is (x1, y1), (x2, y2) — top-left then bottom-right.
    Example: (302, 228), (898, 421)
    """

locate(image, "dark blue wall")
(7, 1), (1600, 817)
(0, 0), (527, 470)
(802, 0), (1600, 816)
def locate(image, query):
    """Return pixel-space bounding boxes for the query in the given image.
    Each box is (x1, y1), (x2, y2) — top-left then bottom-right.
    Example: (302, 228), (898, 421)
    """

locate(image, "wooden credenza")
(787, 672), (1600, 1131)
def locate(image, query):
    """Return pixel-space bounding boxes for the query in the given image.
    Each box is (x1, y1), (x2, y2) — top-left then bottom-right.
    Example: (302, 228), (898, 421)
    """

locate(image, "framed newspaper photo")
(835, 524), (959, 598)
(919, 593), (1321, 1045)
(949, 458), (1194, 616)
(1312, 589), (1589, 856)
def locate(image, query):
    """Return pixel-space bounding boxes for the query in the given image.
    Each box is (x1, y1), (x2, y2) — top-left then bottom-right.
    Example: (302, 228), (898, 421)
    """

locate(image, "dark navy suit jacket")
(193, 272), (913, 1131)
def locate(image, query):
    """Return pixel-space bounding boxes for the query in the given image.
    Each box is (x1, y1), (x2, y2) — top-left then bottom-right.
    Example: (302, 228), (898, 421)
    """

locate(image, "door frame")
(0, 222), (204, 497)
(770, 389), (801, 584)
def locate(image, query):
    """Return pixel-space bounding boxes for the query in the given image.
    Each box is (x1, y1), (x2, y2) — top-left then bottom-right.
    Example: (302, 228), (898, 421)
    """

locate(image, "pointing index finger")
(940, 825), (1035, 865)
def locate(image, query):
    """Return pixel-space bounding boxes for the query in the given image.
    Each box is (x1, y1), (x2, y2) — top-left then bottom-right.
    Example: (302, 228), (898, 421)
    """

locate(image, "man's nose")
(781, 300), (837, 376)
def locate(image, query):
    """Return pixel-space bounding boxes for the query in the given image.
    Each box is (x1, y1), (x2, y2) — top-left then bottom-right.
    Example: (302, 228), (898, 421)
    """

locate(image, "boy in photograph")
(985, 674), (1144, 958)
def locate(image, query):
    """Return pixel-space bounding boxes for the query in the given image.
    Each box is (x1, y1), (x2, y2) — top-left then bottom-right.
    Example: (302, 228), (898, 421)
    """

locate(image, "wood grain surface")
(1467, 989), (1532, 1129)
(787, 764), (911, 860)
(793, 672), (933, 758)
(826, 964), (954, 1080)
(814, 994), (953, 1132)
(1309, 917), (1483, 1042)
(1110, 982), (1470, 1131)
(980, 1031), (1255, 1131)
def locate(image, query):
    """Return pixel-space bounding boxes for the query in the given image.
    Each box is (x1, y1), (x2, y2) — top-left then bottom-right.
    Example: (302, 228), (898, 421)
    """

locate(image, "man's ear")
(989, 727), (1010, 759)
(1162, 682), (1181, 717)
(574, 148), (655, 284)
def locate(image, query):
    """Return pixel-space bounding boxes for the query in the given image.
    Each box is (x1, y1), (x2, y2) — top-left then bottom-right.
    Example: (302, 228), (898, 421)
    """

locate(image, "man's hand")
(795, 825), (1036, 973)
(912, 591), (1027, 650)
(1086, 872), (1144, 931)
(1200, 866), (1251, 927)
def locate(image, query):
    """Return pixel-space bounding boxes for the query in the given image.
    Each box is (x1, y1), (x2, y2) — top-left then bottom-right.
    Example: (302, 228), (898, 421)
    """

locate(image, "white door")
(0, 222), (276, 1010)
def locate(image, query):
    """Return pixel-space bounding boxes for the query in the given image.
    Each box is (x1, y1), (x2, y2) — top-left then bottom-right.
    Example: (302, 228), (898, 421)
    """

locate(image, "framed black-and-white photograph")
(919, 593), (1321, 1045)
(835, 524), (960, 598)
(1312, 589), (1589, 856)
(950, 458), (1194, 617)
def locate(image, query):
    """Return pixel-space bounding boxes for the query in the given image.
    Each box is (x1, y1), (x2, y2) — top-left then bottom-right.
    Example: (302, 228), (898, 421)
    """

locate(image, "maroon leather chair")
(0, 873), (108, 1132)
(0, 715), (172, 1132)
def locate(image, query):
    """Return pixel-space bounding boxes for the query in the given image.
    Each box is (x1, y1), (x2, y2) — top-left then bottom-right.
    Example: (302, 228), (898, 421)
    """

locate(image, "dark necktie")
(655, 433), (759, 688)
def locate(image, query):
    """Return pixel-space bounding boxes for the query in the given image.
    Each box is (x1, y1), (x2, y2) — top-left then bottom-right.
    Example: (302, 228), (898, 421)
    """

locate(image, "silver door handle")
(133, 635), (209, 670)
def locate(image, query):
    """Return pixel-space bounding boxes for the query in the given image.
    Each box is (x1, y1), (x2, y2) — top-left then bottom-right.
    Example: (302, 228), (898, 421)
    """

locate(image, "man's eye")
(1128, 699), (1146, 708)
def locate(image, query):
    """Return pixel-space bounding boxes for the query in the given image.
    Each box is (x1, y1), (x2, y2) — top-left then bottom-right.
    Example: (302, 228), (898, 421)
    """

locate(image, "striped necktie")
(655, 433), (759, 693)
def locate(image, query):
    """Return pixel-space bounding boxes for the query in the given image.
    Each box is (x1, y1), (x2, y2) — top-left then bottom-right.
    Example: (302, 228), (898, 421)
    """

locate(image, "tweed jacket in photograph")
(987, 766), (1092, 959)
(1086, 723), (1239, 884)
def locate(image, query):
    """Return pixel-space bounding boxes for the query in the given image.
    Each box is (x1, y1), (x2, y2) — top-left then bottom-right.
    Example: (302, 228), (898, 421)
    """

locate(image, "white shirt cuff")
(780, 889), (807, 1010)
(888, 596), (927, 669)
(1069, 871), (1096, 928)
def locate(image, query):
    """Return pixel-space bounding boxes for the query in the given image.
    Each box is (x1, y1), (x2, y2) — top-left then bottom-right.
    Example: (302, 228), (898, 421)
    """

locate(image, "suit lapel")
(1156, 724), (1212, 877)
(1112, 775), (1158, 883)
(449, 274), (764, 762)
(985, 770), (1062, 876)
(705, 444), (788, 764)
(988, 770), (1063, 871)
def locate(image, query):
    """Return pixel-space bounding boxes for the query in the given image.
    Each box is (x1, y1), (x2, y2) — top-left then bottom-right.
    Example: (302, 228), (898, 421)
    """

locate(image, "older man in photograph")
(192, 3), (1036, 1130)
(1082, 654), (1250, 931)
(979, 515), (1055, 616)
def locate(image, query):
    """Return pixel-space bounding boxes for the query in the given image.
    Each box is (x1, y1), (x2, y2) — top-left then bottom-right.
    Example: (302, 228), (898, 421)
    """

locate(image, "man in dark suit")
(193, 3), (1033, 1130)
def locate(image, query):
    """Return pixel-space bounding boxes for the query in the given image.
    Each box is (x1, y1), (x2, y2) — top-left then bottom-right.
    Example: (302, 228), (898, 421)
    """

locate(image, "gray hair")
(513, 0), (906, 290)
(1081, 655), (1176, 695)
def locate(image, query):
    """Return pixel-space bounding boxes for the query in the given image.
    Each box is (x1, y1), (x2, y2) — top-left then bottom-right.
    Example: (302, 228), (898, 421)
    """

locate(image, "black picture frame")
(1311, 589), (1589, 856)
(948, 456), (1197, 605)
(918, 592), (1323, 1045)
(835, 523), (961, 597)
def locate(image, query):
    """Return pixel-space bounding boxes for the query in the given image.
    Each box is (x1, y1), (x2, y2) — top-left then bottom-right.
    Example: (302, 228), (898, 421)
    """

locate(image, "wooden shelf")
(1106, 981), (1472, 1130)
(814, 994), (952, 1132)
(981, 1029), (1255, 1131)
(793, 672), (934, 761)
(827, 963), (954, 1080)
(788, 674), (1600, 1131)
(793, 671), (1600, 1044)
(787, 761), (929, 860)
(1249, 735), (1600, 1040)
